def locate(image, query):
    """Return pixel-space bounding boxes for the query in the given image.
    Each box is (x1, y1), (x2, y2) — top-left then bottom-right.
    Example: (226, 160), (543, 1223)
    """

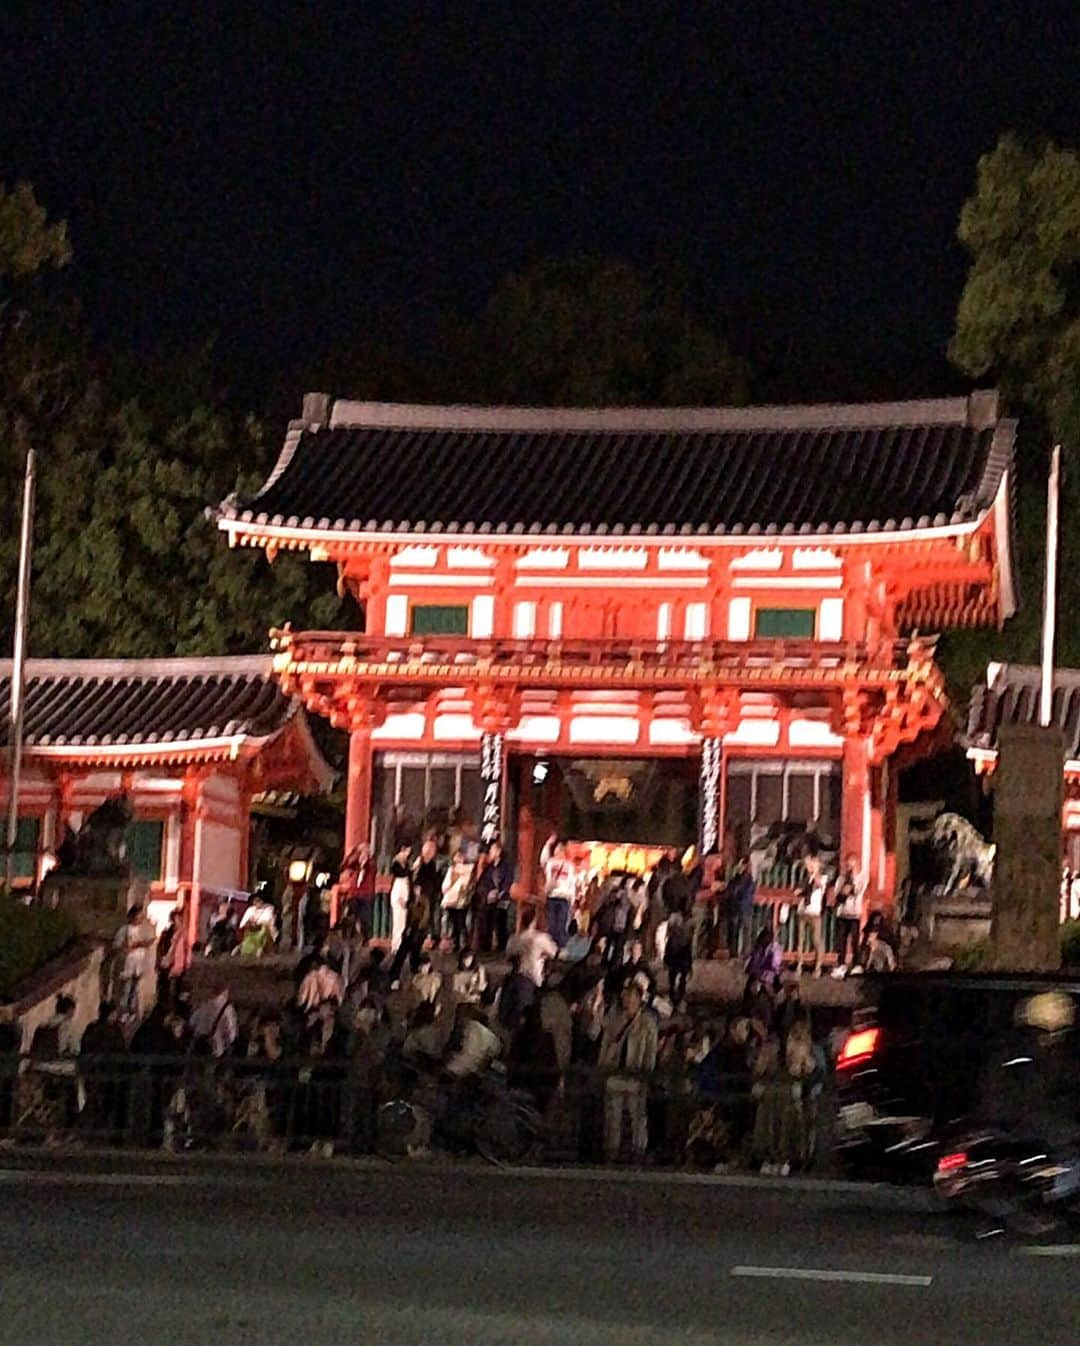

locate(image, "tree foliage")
(0, 182), (70, 281)
(301, 257), (749, 409)
(942, 135), (1080, 692)
(951, 135), (1080, 447)
(476, 257), (748, 406)
(0, 185), (346, 658)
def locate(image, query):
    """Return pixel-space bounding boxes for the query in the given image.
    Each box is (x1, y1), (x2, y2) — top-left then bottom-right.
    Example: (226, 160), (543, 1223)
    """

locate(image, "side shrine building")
(0, 656), (333, 934)
(967, 662), (1080, 870)
(216, 390), (1017, 916)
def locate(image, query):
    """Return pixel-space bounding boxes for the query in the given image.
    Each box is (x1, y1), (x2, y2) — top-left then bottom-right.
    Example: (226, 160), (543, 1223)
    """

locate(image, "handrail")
(272, 630), (939, 678)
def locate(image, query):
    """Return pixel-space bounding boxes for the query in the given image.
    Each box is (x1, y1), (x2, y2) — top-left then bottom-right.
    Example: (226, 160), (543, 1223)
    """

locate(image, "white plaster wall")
(12, 943), (106, 1054)
(195, 817), (243, 894)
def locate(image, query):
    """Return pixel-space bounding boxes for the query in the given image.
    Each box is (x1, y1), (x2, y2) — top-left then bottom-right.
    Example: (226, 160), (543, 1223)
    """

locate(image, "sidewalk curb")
(0, 1145), (932, 1207)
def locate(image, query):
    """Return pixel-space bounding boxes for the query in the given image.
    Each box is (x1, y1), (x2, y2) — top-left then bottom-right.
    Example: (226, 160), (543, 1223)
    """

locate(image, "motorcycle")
(934, 1130), (1080, 1236)
(375, 1060), (544, 1166)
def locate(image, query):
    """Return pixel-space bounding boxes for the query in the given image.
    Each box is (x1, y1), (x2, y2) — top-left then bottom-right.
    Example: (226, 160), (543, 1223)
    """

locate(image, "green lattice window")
(126, 819), (164, 882)
(10, 816), (40, 878)
(410, 604), (469, 636)
(754, 607), (816, 639)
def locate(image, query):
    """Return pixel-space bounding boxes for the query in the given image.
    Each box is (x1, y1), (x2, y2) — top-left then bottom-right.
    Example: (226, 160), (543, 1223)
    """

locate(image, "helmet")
(1014, 991), (1076, 1034)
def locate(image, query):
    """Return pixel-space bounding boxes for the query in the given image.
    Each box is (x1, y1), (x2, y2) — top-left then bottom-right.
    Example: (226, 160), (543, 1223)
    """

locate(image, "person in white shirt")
(444, 1007), (500, 1079)
(388, 843), (412, 954)
(441, 849), (474, 954)
(297, 957), (344, 1013)
(506, 907), (557, 988)
(832, 853), (867, 974)
(795, 855), (829, 978)
(452, 949), (488, 1004)
(540, 835), (577, 950)
(411, 952), (443, 1004)
(238, 892), (278, 957)
(113, 904), (156, 1017)
(189, 986), (239, 1058)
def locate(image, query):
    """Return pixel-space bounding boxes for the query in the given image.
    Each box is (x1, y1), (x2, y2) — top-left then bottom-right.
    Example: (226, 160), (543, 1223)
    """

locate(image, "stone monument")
(39, 793), (143, 940)
(988, 722), (1064, 971)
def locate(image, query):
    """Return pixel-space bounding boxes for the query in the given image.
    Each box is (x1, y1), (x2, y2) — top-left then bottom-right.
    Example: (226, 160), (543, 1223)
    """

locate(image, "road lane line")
(1020, 1244), (1080, 1257)
(732, 1265), (933, 1286)
(0, 1171), (199, 1187)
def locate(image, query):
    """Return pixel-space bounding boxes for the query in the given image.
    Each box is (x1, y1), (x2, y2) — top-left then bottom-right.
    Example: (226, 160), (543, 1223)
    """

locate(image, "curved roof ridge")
(214, 389), (1014, 546)
(0, 655), (273, 681)
(327, 392), (992, 435)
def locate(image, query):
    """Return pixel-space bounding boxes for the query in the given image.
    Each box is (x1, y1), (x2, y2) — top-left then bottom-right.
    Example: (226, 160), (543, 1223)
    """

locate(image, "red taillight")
(937, 1151), (969, 1175)
(837, 1026), (881, 1069)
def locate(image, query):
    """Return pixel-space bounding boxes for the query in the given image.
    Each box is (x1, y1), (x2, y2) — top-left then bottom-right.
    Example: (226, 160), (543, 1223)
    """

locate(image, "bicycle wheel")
(375, 1099), (422, 1160)
(476, 1098), (541, 1167)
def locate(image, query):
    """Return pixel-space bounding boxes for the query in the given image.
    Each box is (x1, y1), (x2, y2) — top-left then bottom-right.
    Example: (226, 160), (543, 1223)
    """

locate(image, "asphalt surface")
(1, 1154), (1077, 1345)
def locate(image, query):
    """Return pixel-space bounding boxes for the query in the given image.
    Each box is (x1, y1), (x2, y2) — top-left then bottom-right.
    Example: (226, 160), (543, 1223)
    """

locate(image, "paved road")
(1, 1155), (1075, 1345)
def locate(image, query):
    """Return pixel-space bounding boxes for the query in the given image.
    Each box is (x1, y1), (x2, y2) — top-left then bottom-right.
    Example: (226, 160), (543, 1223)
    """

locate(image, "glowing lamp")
(288, 859), (311, 884)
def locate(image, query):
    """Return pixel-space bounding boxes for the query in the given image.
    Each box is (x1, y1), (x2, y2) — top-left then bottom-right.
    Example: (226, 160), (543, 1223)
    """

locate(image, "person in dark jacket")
(559, 941), (606, 1007)
(79, 1000), (128, 1141)
(0, 1000), (20, 1130)
(496, 954), (536, 1035)
(664, 911), (694, 1005)
(660, 865), (694, 919)
(741, 974), (774, 1033)
(474, 841), (515, 952)
(356, 947), (392, 1002)
(723, 858), (756, 958)
(81, 1000), (126, 1057)
(508, 1001), (560, 1114)
(412, 837), (443, 949)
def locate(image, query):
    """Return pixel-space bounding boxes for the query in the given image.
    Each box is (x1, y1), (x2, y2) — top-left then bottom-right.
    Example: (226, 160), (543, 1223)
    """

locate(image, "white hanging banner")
(480, 731), (504, 844)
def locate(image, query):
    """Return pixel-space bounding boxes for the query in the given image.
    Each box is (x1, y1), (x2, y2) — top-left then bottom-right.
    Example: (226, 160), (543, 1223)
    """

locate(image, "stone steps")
(186, 954), (299, 1014)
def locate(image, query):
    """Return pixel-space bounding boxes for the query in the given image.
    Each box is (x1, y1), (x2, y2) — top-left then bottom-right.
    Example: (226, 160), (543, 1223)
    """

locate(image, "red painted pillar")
(517, 758), (535, 903)
(238, 787), (252, 893)
(881, 758), (898, 910)
(841, 735), (870, 894)
(180, 769), (201, 948)
(868, 763), (892, 912)
(345, 727), (373, 857)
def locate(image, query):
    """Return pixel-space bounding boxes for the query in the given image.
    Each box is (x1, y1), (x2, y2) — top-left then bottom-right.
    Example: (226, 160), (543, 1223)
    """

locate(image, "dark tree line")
(1, 135), (1077, 706)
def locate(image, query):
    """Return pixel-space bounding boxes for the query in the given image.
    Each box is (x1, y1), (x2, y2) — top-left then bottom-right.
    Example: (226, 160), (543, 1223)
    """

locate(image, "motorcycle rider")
(979, 992), (1079, 1145)
(971, 991), (1080, 1229)
(436, 1002), (502, 1138)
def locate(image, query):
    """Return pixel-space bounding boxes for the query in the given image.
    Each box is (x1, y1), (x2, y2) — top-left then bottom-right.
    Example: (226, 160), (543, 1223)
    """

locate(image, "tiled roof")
(966, 664), (1080, 762)
(0, 656), (299, 749)
(217, 391), (1015, 540)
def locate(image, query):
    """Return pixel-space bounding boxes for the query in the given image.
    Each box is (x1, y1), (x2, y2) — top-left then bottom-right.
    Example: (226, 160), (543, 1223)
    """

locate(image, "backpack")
(666, 912), (691, 954)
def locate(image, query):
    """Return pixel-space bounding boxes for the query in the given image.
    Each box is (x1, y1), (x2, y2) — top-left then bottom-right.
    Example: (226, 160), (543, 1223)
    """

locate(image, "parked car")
(834, 971), (1080, 1182)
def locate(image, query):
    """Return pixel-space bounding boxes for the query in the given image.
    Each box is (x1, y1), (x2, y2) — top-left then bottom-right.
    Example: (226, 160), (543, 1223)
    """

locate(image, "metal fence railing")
(0, 1051), (836, 1171)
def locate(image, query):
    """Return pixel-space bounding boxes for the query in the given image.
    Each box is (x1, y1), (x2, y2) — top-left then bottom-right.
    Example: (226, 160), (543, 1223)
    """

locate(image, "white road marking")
(731, 1265), (933, 1286)
(0, 1171), (199, 1187)
(496, 1163), (906, 1197)
(1020, 1244), (1080, 1257)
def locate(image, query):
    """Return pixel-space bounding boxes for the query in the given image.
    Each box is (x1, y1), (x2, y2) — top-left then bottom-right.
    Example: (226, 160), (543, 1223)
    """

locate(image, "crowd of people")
(1, 821), (909, 1171)
(3, 893), (840, 1175)
(332, 829), (898, 986)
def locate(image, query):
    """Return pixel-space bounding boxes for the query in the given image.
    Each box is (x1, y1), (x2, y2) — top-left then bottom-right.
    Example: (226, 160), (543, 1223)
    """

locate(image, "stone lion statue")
(53, 793), (134, 878)
(913, 811), (995, 893)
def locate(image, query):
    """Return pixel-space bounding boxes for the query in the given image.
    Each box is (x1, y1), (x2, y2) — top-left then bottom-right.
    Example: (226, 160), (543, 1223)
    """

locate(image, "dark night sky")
(3, 1), (1078, 406)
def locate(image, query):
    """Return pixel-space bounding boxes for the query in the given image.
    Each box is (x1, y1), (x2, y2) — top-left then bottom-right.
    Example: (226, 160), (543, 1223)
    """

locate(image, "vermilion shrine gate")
(216, 390), (1017, 917)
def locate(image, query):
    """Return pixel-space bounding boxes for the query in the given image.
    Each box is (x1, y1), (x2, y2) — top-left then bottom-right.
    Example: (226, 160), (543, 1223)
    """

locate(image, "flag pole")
(1039, 445), (1061, 728)
(5, 446), (36, 896)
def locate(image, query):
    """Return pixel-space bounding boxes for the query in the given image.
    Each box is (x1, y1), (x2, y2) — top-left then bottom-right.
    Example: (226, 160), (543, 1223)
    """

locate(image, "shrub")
(950, 926), (1080, 971)
(0, 898), (77, 998)
(1061, 921), (1080, 969)
(951, 940), (990, 971)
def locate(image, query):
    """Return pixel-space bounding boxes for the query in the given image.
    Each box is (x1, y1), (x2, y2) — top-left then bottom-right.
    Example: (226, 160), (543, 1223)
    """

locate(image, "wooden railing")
(271, 628), (939, 688)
